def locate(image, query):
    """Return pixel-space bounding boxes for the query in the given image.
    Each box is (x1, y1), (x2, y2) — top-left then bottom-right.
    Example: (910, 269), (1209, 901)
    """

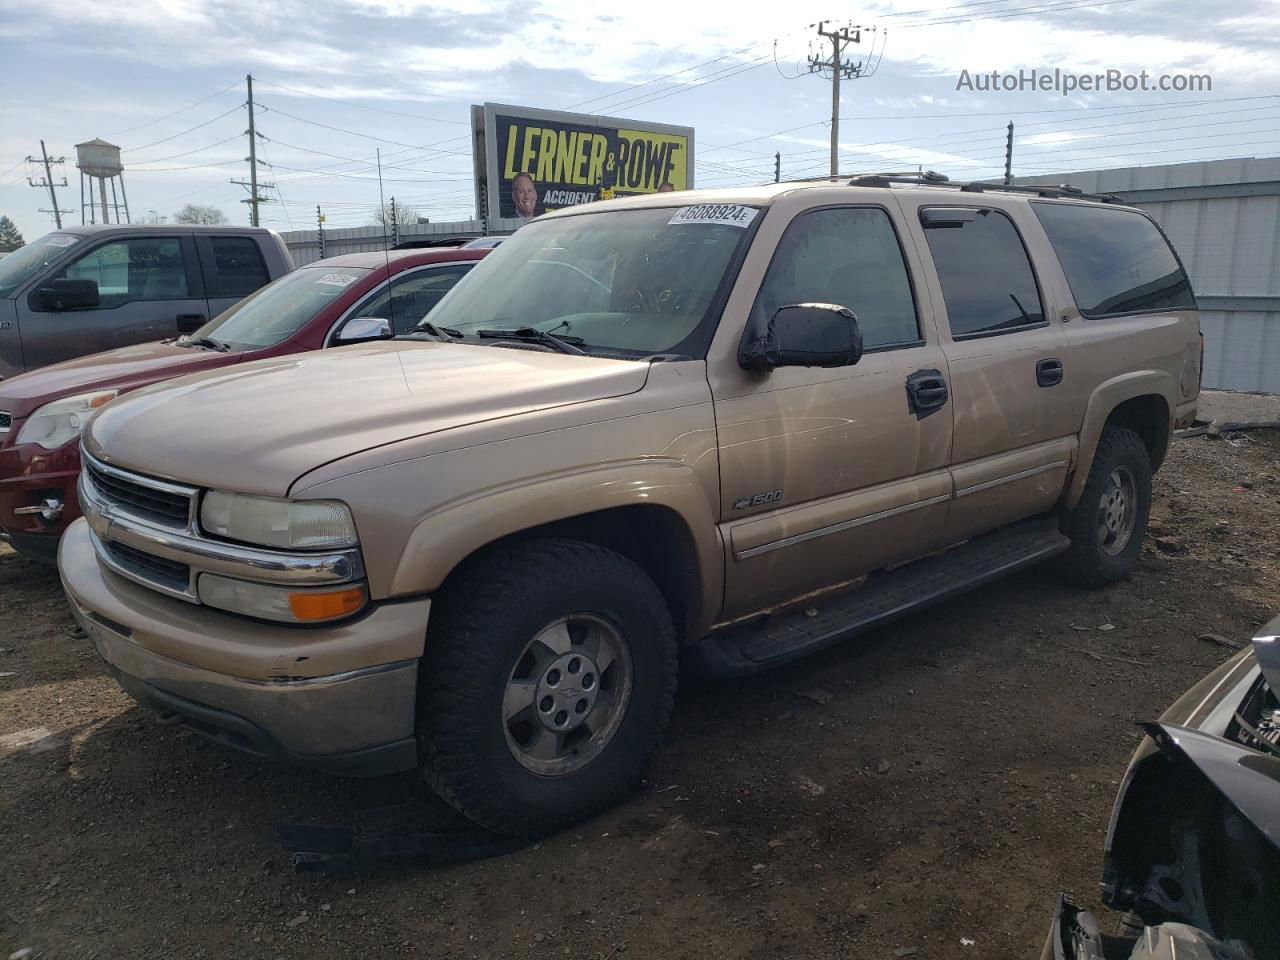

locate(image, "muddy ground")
(3, 431), (1278, 960)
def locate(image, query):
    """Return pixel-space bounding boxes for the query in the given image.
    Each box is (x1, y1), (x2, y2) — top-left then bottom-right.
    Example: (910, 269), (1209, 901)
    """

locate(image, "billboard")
(471, 103), (694, 222)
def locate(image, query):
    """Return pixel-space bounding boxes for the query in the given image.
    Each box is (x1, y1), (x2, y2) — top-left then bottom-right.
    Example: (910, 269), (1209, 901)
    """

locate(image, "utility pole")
(230, 74), (273, 226)
(774, 152), (781, 183)
(1003, 122), (1014, 185)
(317, 205), (326, 259)
(247, 74), (259, 226)
(27, 141), (69, 228)
(808, 21), (862, 178)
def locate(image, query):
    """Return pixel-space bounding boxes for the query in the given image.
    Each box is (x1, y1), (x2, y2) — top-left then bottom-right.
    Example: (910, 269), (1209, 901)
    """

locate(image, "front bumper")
(0, 436), (81, 556)
(60, 518), (430, 777)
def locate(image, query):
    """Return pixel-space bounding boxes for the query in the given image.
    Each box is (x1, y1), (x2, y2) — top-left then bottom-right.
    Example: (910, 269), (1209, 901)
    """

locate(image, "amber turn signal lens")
(287, 586), (366, 622)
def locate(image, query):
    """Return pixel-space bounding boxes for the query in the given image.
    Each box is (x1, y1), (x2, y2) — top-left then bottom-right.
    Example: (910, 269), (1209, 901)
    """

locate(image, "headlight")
(198, 574), (367, 623)
(15, 390), (118, 450)
(199, 491), (358, 550)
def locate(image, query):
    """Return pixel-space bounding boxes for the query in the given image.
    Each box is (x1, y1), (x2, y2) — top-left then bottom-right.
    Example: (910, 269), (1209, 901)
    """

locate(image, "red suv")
(0, 247), (487, 559)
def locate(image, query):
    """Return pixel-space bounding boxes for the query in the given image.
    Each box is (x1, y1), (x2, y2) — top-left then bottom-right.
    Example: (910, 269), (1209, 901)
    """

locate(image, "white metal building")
(1020, 157), (1280, 394)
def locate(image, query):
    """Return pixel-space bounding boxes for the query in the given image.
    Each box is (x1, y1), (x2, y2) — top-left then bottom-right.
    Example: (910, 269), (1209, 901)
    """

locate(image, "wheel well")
(436, 505), (704, 643)
(1106, 394), (1171, 471)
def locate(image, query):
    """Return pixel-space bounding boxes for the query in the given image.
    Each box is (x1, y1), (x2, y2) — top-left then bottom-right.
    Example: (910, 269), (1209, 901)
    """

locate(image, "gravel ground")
(3, 429), (1279, 960)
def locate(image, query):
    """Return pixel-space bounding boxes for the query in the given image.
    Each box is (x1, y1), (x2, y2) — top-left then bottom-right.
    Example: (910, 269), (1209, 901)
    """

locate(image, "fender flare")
(389, 459), (724, 630)
(1066, 370), (1176, 510)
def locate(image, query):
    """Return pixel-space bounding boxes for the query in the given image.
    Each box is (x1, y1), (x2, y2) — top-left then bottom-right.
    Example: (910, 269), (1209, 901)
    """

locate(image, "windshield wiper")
(417, 320), (464, 340)
(476, 327), (586, 355)
(178, 336), (230, 352)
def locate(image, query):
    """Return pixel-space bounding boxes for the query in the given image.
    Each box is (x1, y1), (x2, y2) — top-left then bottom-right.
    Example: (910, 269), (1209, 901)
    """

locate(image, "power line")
(893, 0), (1139, 28)
(129, 134), (244, 166)
(106, 81), (242, 137)
(253, 78), (468, 125)
(123, 103), (244, 153)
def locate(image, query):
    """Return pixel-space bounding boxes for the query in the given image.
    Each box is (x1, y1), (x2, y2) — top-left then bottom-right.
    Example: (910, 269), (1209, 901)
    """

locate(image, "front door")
(906, 201), (1076, 543)
(17, 233), (207, 370)
(710, 204), (953, 620)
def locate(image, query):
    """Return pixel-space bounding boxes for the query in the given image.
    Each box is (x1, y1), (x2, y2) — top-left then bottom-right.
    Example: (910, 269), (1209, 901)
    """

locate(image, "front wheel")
(418, 539), (677, 837)
(1061, 425), (1152, 588)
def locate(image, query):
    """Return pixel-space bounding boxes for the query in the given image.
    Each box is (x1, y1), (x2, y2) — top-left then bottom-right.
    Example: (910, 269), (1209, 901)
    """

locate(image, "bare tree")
(173, 203), (228, 225)
(371, 201), (422, 227)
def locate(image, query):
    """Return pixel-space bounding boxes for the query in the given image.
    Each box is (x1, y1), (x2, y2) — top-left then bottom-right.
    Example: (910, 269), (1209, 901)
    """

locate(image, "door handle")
(175, 313), (206, 333)
(905, 368), (949, 419)
(1036, 357), (1064, 387)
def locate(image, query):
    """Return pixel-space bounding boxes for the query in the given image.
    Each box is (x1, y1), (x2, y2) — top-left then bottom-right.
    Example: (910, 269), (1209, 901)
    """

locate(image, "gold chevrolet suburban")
(58, 175), (1202, 837)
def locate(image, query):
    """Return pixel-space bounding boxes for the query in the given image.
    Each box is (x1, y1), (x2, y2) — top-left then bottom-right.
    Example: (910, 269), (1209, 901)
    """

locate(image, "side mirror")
(335, 317), (392, 344)
(739, 303), (863, 371)
(38, 278), (100, 311)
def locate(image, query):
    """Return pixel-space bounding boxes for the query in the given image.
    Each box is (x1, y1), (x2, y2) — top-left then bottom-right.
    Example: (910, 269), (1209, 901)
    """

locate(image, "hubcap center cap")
(534, 652), (599, 733)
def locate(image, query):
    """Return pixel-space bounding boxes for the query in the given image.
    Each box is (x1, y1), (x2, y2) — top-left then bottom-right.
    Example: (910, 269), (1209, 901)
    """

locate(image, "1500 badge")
(733, 489), (783, 510)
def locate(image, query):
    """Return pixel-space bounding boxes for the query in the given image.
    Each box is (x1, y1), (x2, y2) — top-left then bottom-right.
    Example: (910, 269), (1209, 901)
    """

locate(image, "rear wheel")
(418, 539), (677, 837)
(1061, 425), (1152, 588)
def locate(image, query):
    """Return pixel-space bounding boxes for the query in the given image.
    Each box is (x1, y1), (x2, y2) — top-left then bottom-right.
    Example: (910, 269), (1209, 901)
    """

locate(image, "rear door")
(16, 233), (207, 370)
(904, 200), (1076, 543)
(196, 235), (273, 319)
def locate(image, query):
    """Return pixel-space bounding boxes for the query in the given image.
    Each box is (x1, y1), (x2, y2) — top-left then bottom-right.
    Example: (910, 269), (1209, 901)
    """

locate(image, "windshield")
(194, 265), (373, 350)
(427, 205), (758, 358)
(0, 234), (81, 298)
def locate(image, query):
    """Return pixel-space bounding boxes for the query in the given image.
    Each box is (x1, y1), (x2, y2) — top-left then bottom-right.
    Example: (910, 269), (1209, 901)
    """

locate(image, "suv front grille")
(84, 459), (192, 528)
(103, 540), (192, 593)
(0, 411), (11, 433)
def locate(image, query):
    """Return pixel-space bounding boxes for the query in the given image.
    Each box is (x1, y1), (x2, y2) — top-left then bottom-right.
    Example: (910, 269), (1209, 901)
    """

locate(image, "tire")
(1061, 425), (1152, 588)
(417, 538), (678, 837)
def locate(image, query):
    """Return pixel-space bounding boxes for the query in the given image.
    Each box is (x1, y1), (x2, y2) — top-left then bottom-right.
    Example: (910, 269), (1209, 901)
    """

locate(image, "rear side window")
(210, 237), (269, 298)
(754, 207), (919, 350)
(1032, 202), (1195, 317)
(920, 207), (1045, 339)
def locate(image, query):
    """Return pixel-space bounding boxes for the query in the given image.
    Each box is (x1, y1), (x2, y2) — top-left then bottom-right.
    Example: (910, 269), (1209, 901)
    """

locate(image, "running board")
(693, 518), (1070, 677)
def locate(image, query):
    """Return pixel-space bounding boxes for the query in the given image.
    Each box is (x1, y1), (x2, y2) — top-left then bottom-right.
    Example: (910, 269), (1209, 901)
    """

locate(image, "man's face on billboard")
(513, 175), (537, 217)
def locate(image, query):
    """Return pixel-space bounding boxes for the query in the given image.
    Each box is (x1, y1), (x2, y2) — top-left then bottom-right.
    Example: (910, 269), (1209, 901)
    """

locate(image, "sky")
(1, 0), (1278, 240)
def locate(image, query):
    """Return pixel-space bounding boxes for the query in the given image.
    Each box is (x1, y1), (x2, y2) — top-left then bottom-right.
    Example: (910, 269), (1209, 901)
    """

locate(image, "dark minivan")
(0, 224), (293, 378)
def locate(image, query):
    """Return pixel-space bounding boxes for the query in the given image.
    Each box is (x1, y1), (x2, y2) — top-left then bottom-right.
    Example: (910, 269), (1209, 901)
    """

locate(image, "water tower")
(75, 138), (131, 225)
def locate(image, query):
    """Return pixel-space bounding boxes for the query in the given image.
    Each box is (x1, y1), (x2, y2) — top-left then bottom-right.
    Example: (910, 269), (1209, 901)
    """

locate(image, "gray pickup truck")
(0, 224), (293, 378)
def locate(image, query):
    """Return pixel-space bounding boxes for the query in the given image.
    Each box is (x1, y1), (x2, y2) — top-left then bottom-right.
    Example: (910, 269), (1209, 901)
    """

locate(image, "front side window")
(1032, 202), (1195, 316)
(425, 205), (757, 358)
(210, 237), (269, 298)
(350, 264), (474, 335)
(0, 233), (80, 298)
(195, 265), (373, 350)
(921, 207), (1045, 339)
(57, 237), (189, 308)
(754, 207), (919, 350)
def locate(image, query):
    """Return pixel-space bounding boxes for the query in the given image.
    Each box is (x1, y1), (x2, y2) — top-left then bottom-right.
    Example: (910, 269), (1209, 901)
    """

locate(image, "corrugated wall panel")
(1200, 310), (1280, 393)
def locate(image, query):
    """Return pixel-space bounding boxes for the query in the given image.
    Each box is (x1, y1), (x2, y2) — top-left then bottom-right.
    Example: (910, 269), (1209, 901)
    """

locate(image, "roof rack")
(844, 172), (1122, 203)
(846, 170), (951, 187)
(955, 180), (1125, 204)
(777, 170), (1126, 205)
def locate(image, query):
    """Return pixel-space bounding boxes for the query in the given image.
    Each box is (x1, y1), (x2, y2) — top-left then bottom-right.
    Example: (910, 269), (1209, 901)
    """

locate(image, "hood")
(1145, 722), (1280, 855)
(85, 341), (650, 496)
(0, 340), (236, 419)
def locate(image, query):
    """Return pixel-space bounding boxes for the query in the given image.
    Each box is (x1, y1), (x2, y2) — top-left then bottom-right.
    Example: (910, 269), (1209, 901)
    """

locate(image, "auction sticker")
(668, 204), (759, 228)
(44, 235), (78, 248)
(315, 273), (360, 287)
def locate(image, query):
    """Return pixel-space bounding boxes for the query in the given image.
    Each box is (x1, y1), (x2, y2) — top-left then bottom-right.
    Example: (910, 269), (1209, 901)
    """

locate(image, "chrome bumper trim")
(79, 468), (364, 603)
